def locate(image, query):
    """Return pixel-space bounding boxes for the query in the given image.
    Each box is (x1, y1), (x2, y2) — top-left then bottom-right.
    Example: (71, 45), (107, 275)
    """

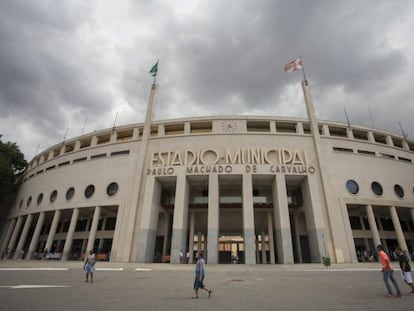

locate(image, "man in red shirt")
(377, 245), (401, 298)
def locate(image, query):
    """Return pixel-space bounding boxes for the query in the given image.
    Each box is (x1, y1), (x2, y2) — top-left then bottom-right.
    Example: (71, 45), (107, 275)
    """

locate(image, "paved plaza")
(0, 261), (413, 311)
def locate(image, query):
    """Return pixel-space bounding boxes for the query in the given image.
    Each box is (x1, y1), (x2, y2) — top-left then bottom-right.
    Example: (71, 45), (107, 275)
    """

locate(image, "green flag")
(149, 61), (158, 77)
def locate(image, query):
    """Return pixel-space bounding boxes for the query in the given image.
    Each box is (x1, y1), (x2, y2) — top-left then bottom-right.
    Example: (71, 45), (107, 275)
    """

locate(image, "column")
(7, 216), (24, 257)
(207, 174), (219, 264)
(188, 212), (195, 264)
(0, 218), (16, 256)
(293, 212), (303, 263)
(389, 206), (408, 252)
(261, 230), (266, 264)
(27, 212), (46, 260)
(301, 176), (326, 262)
(86, 206), (101, 253)
(162, 212), (170, 256)
(171, 175), (190, 264)
(14, 214), (33, 259)
(242, 174), (256, 264)
(61, 208), (79, 260)
(45, 210), (61, 252)
(272, 175), (294, 263)
(366, 205), (380, 247)
(267, 212), (276, 264)
(136, 177), (161, 262)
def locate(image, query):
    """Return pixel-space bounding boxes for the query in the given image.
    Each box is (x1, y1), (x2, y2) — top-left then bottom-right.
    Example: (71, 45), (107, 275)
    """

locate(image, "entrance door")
(219, 236), (244, 264)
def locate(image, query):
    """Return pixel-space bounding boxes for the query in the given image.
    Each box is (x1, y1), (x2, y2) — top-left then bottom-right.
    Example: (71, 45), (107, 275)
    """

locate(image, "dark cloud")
(1, 0), (414, 160)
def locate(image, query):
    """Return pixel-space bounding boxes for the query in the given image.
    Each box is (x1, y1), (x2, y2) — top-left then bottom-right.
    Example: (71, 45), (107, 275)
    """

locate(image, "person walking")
(83, 250), (96, 283)
(377, 245), (401, 298)
(193, 251), (212, 299)
(395, 247), (414, 295)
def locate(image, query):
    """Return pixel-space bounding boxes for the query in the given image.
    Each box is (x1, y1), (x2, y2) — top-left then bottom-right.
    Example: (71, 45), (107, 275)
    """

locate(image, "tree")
(0, 135), (28, 204)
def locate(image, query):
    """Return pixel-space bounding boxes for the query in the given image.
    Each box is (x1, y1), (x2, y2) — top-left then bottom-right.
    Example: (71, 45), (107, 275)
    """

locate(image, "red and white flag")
(284, 58), (303, 73)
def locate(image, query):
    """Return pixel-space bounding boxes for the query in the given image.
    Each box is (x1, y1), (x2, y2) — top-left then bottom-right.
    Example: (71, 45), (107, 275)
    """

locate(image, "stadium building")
(1, 80), (414, 264)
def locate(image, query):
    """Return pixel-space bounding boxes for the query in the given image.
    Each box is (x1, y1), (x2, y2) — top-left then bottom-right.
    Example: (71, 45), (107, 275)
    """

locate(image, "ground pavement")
(0, 260), (412, 311)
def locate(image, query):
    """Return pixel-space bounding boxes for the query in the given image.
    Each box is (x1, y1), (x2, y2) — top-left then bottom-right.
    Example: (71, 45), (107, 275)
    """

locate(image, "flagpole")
(301, 75), (336, 263)
(299, 55), (307, 83)
(344, 106), (351, 129)
(123, 61), (160, 262)
(398, 120), (407, 140)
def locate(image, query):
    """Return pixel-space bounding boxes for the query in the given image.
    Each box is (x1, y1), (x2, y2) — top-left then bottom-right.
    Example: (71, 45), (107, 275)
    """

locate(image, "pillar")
(389, 206), (408, 252)
(261, 230), (266, 264)
(86, 206), (101, 253)
(366, 205), (380, 247)
(27, 212), (46, 260)
(0, 218), (16, 256)
(188, 211), (195, 264)
(7, 216), (24, 257)
(136, 177), (162, 262)
(273, 174), (294, 263)
(242, 174), (256, 264)
(301, 176), (326, 262)
(267, 212), (276, 264)
(61, 208), (79, 260)
(44, 210), (61, 253)
(207, 174), (219, 264)
(171, 175), (190, 264)
(14, 214), (33, 259)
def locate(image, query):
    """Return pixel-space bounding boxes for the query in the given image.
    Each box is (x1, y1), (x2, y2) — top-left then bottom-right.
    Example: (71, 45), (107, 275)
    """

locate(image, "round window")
(50, 190), (58, 203)
(26, 196), (32, 208)
(85, 185), (95, 199)
(394, 184), (404, 198)
(371, 182), (383, 196)
(107, 182), (119, 196)
(346, 180), (359, 195)
(37, 193), (43, 205)
(66, 187), (75, 201)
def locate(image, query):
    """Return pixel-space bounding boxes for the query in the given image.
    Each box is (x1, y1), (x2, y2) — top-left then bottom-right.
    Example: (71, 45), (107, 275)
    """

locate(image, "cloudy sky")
(1, 0), (414, 161)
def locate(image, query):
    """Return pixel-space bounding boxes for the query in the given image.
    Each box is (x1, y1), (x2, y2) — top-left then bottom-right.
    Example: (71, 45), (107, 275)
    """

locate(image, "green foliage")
(0, 135), (28, 203)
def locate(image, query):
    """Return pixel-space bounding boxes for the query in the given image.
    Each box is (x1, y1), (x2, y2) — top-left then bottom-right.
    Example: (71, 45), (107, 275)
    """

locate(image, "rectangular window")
(353, 130), (368, 141)
(190, 121), (212, 133)
(246, 121), (270, 132)
(91, 153), (107, 159)
(73, 157), (87, 163)
(357, 150), (376, 156)
(62, 221), (70, 233)
(276, 122), (297, 133)
(58, 161), (70, 167)
(80, 139), (92, 149)
(97, 134), (111, 144)
(111, 150), (130, 156)
(398, 157), (411, 163)
(116, 129), (134, 141)
(165, 123), (185, 135)
(75, 219), (88, 232)
(362, 217), (370, 230)
(373, 133), (387, 144)
(400, 220), (409, 232)
(329, 126), (347, 137)
(105, 217), (117, 230)
(380, 153), (395, 159)
(349, 216), (362, 230)
(333, 147), (353, 153)
(380, 218), (394, 231)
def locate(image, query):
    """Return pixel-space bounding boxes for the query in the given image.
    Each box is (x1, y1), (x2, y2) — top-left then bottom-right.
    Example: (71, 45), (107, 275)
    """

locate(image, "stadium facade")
(1, 81), (414, 264)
